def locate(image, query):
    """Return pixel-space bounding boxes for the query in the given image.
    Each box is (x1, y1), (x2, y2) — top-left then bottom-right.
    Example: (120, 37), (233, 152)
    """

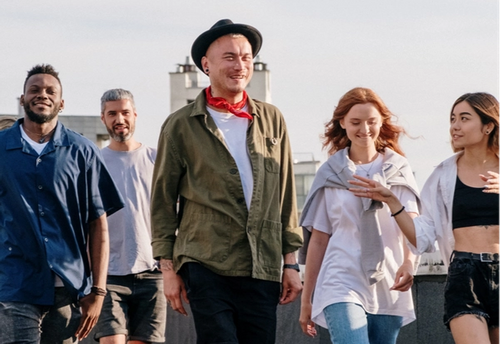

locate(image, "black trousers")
(179, 263), (280, 344)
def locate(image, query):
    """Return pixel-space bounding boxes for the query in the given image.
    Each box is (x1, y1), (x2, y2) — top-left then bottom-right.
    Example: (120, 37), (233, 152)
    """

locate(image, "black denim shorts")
(443, 251), (499, 329)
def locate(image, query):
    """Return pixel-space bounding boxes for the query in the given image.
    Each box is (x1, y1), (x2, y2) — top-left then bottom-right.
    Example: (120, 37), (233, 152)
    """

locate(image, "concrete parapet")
(81, 275), (454, 343)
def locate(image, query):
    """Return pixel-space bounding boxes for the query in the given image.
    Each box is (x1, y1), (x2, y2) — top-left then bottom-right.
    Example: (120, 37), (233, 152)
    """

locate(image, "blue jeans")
(0, 287), (80, 344)
(179, 263), (280, 344)
(323, 302), (403, 344)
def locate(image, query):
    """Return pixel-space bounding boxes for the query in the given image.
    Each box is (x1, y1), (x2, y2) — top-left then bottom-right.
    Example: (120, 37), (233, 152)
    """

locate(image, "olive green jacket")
(151, 90), (303, 282)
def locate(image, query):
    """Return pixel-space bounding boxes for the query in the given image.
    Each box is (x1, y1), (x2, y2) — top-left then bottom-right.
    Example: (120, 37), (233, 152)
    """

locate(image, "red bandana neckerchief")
(205, 86), (253, 120)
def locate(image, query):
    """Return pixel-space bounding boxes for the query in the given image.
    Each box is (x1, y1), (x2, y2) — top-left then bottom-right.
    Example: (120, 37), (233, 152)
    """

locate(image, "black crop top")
(452, 176), (499, 229)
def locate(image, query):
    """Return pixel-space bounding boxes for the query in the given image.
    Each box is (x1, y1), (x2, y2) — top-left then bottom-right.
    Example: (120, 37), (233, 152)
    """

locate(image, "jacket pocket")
(264, 137), (280, 173)
(177, 213), (232, 263)
(258, 219), (282, 268)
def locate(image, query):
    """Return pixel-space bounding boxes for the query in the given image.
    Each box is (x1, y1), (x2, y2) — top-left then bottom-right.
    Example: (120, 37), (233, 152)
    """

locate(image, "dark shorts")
(179, 262), (280, 344)
(94, 270), (166, 343)
(444, 251), (499, 329)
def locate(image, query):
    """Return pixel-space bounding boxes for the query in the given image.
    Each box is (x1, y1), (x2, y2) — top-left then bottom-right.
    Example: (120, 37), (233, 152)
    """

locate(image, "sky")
(0, 0), (498, 187)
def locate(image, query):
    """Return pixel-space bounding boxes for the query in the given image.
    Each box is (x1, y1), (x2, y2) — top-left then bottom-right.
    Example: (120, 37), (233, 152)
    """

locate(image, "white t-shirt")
(301, 155), (419, 328)
(102, 145), (158, 275)
(20, 125), (48, 155)
(207, 106), (253, 210)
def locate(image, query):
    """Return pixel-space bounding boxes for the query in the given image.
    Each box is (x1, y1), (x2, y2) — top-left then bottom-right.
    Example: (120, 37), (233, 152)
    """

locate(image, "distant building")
(293, 154), (321, 214)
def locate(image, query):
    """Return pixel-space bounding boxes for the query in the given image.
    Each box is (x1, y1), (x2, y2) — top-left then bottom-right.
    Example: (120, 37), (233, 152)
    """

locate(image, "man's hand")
(75, 293), (105, 340)
(279, 268), (302, 305)
(161, 259), (189, 316)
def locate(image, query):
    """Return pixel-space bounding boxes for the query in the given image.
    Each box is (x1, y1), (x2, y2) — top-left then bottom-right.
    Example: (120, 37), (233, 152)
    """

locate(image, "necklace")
(357, 162), (375, 177)
(23, 125), (55, 143)
(355, 153), (379, 177)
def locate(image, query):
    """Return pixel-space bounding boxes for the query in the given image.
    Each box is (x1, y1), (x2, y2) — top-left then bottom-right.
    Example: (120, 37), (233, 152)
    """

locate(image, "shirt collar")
(5, 118), (72, 152)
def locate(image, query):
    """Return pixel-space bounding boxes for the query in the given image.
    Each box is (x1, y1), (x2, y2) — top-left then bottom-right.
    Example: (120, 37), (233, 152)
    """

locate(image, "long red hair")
(323, 87), (406, 156)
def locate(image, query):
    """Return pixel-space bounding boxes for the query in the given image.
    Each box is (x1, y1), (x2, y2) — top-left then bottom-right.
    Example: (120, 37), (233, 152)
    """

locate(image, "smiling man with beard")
(0, 64), (124, 344)
(151, 19), (303, 344)
(94, 89), (165, 344)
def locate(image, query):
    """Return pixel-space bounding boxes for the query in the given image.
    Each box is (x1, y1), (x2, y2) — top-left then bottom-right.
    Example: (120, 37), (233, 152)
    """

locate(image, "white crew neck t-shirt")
(207, 106), (253, 210)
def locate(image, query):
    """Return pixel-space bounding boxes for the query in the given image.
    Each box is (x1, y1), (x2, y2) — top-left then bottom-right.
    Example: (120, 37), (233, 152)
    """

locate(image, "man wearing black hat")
(151, 19), (303, 343)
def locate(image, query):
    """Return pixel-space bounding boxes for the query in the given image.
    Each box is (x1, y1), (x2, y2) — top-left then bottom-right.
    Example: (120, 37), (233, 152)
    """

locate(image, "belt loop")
(450, 251), (456, 263)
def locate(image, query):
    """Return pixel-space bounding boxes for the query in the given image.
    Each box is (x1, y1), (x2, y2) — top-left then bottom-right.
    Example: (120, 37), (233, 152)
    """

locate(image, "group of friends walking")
(0, 18), (497, 344)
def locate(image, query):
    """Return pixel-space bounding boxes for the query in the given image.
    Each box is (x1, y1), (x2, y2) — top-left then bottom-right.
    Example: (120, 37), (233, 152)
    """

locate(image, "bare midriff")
(454, 225), (499, 253)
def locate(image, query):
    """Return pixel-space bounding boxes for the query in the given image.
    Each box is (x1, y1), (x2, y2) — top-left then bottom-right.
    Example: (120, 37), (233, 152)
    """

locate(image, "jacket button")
(237, 198), (245, 204)
(229, 168), (238, 175)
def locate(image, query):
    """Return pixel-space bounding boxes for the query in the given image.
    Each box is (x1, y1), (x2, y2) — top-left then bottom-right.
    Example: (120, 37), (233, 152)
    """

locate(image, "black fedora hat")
(191, 19), (263, 73)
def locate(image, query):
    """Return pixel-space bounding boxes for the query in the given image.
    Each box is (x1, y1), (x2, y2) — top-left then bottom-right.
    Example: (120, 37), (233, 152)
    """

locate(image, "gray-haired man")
(94, 89), (166, 344)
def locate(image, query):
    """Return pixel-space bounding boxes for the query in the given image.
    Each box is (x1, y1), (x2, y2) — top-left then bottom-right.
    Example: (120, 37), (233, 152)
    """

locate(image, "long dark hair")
(450, 92), (499, 154)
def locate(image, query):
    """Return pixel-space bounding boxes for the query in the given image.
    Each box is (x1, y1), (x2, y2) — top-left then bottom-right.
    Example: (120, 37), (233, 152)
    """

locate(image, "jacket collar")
(5, 119), (73, 153)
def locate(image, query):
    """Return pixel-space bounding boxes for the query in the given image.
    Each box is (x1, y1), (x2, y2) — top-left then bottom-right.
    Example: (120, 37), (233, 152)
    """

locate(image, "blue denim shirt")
(0, 120), (124, 305)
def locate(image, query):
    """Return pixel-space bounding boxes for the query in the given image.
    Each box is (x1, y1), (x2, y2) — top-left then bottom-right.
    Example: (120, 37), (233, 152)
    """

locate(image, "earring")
(205, 69), (209, 73)
(486, 131), (490, 134)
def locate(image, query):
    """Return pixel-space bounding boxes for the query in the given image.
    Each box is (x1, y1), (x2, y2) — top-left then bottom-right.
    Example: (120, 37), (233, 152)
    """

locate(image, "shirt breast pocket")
(264, 137), (280, 174)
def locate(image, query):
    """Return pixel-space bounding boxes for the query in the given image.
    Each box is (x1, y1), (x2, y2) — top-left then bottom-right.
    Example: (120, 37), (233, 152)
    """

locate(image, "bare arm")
(75, 213), (109, 340)
(299, 229), (329, 338)
(391, 212), (418, 292)
(160, 258), (189, 316)
(349, 175), (418, 247)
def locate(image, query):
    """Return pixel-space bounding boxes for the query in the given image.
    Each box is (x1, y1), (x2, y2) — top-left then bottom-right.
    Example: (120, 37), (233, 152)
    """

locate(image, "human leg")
(0, 301), (45, 344)
(99, 334), (128, 344)
(449, 314), (491, 344)
(40, 287), (80, 344)
(232, 277), (280, 344)
(127, 271), (166, 343)
(366, 313), (403, 344)
(179, 263), (238, 344)
(323, 302), (369, 344)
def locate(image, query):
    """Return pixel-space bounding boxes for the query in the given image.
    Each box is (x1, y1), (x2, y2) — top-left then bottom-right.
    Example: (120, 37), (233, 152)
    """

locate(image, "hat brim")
(191, 23), (262, 73)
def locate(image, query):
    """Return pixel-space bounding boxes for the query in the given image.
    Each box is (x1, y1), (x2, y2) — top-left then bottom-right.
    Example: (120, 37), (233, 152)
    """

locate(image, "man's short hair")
(101, 89), (136, 113)
(23, 64), (62, 93)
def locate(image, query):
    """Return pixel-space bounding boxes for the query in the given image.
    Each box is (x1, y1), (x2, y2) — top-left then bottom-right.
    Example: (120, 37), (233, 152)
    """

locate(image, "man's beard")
(106, 125), (135, 143)
(24, 103), (60, 124)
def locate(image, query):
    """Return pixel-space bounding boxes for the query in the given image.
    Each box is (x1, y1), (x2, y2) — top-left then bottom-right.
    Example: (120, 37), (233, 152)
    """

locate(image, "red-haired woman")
(299, 87), (420, 344)
(350, 92), (499, 344)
